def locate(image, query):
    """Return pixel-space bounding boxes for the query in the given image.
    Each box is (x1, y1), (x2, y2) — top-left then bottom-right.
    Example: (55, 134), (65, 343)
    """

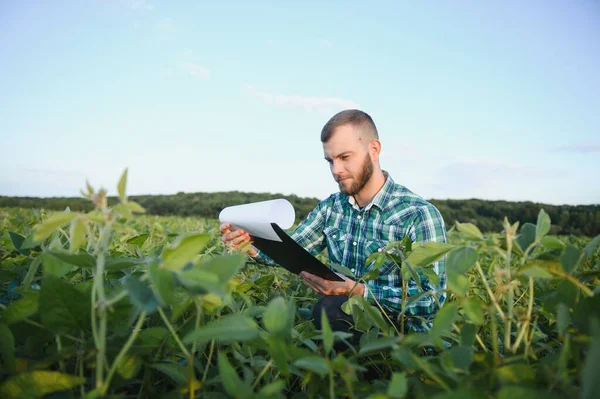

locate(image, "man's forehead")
(323, 125), (365, 155)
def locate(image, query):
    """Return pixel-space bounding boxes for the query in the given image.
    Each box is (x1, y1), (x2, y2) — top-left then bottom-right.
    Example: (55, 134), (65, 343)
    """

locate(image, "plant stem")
(251, 359), (273, 390)
(200, 339), (215, 390)
(92, 216), (112, 390)
(410, 353), (450, 391)
(364, 284), (401, 336)
(189, 298), (203, 399)
(329, 367), (335, 399)
(564, 274), (594, 297)
(511, 277), (535, 353)
(101, 310), (147, 395)
(56, 336), (65, 372)
(504, 236), (513, 353)
(21, 255), (42, 289)
(475, 262), (506, 320)
(158, 307), (191, 358)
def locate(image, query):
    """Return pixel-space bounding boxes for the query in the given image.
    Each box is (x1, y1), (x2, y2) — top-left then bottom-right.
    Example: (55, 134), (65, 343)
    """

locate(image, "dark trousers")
(312, 295), (363, 351)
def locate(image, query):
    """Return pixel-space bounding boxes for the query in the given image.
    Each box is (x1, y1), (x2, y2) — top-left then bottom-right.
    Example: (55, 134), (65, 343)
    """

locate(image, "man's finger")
(231, 233), (250, 246)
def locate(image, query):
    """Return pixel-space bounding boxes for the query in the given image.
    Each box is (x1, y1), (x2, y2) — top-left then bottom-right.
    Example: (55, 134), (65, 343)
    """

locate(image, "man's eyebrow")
(324, 151), (353, 161)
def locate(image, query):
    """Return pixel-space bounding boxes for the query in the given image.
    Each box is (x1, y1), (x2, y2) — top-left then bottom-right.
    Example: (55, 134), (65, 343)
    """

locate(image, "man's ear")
(369, 139), (381, 158)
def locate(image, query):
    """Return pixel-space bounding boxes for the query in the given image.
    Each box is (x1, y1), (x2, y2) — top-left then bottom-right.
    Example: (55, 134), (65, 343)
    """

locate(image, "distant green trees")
(1, 192), (598, 236)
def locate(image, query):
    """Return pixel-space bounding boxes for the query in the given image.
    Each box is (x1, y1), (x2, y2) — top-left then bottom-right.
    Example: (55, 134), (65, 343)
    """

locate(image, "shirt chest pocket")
(324, 226), (346, 264)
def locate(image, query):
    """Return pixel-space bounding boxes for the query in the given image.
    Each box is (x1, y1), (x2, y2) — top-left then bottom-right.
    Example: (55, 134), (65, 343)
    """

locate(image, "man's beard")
(338, 154), (374, 196)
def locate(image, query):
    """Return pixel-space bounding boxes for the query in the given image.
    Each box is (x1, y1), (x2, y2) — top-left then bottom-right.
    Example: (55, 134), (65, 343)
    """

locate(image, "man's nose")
(331, 160), (344, 175)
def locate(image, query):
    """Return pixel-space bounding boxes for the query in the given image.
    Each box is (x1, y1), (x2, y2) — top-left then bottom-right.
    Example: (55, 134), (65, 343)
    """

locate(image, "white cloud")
(553, 143), (600, 153)
(180, 62), (210, 79)
(242, 84), (360, 113)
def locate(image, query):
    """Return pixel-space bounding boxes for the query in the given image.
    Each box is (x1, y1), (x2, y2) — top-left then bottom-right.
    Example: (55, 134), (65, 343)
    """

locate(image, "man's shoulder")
(385, 182), (444, 221)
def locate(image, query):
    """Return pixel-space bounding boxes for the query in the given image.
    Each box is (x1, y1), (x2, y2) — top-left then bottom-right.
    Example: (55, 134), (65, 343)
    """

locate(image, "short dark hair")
(320, 109), (378, 143)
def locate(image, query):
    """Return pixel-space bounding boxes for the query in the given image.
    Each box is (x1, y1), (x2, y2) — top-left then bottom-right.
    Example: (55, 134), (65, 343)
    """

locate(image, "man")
(220, 109), (447, 336)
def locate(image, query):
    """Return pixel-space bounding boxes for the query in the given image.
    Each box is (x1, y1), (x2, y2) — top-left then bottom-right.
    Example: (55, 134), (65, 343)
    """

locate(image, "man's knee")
(312, 295), (348, 330)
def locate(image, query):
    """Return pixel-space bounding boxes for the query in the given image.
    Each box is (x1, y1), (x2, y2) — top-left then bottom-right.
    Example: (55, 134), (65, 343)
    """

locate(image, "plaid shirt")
(254, 171), (447, 332)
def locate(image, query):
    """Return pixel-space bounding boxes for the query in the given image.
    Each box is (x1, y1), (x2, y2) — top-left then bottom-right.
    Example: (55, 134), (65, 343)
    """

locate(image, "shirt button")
(378, 248), (383, 252)
(332, 235), (336, 238)
(357, 215), (362, 220)
(353, 241), (357, 246)
(351, 268), (356, 273)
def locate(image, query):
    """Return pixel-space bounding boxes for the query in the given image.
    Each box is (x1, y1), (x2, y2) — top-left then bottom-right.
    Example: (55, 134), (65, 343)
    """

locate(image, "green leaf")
(124, 275), (158, 314)
(0, 371), (85, 398)
(520, 265), (553, 279)
(364, 303), (390, 332)
(8, 232), (29, 255)
(258, 380), (286, 397)
(405, 242), (454, 268)
(497, 386), (558, 399)
(581, 318), (600, 399)
(460, 323), (477, 347)
(447, 247), (478, 275)
(0, 324), (16, 373)
(118, 168), (128, 202)
(461, 297), (484, 325)
(387, 371), (408, 398)
(148, 261), (176, 306)
(69, 217), (87, 253)
(20, 232), (41, 250)
(560, 245), (581, 274)
(447, 272), (469, 297)
(267, 336), (290, 377)
(263, 297), (290, 335)
(495, 364), (535, 384)
(183, 314), (259, 345)
(177, 268), (223, 296)
(455, 222), (483, 240)
(293, 356), (330, 377)
(39, 275), (89, 334)
(535, 209), (551, 242)
(43, 254), (74, 278)
(583, 235), (600, 258)
(126, 233), (149, 247)
(557, 303), (570, 336)
(430, 302), (458, 338)
(33, 211), (78, 242)
(448, 345), (473, 371)
(321, 310), (333, 355)
(359, 336), (401, 355)
(0, 292), (39, 324)
(542, 236), (566, 250)
(161, 233), (211, 271)
(196, 254), (246, 283)
(516, 222), (536, 253)
(149, 363), (187, 386)
(430, 388), (486, 399)
(47, 251), (96, 268)
(218, 352), (253, 399)
(117, 353), (142, 380)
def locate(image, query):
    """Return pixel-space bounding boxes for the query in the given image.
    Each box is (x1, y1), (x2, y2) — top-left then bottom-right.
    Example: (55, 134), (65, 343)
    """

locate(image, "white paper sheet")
(218, 198), (295, 242)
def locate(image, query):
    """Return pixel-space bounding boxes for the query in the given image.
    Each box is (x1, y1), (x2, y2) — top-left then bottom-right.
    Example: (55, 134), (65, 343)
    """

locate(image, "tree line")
(1, 192), (598, 236)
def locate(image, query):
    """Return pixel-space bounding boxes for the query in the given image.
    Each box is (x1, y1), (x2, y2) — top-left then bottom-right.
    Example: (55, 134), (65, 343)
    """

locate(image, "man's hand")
(220, 222), (258, 257)
(300, 271), (365, 296)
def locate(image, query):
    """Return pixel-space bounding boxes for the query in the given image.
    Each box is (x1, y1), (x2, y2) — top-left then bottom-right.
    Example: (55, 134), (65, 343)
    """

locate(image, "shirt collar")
(347, 170), (395, 211)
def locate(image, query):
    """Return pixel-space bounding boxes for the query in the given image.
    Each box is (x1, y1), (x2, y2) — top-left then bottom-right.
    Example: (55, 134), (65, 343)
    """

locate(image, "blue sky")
(1, 0), (599, 206)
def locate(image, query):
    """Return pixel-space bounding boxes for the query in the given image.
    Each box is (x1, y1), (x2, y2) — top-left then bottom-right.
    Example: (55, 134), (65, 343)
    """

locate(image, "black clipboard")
(250, 223), (344, 282)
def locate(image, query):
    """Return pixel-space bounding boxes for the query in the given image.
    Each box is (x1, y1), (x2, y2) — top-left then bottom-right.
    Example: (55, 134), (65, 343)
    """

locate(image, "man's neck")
(352, 169), (386, 208)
